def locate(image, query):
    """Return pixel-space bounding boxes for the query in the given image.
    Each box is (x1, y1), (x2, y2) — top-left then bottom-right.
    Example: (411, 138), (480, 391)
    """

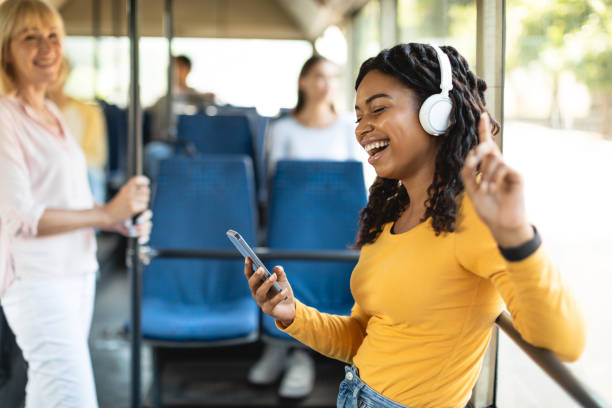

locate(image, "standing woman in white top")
(252, 55), (363, 399)
(0, 1), (151, 407)
(266, 55), (364, 174)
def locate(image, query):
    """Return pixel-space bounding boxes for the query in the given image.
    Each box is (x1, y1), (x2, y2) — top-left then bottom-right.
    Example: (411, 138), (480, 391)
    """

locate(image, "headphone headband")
(430, 45), (453, 95)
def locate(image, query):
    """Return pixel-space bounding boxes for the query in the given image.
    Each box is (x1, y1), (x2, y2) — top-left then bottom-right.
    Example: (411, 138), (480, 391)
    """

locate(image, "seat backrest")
(267, 160), (367, 311)
(177, 114), (253, 157)
(143, 155), (257, 306)
(203, 107), (269, 204)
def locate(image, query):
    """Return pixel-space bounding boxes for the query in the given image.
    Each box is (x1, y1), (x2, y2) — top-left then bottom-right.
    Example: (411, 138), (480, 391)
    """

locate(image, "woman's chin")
(373, 165), (401, 181)
(373, 165), (391, 179)
(35, 74), (59, 88)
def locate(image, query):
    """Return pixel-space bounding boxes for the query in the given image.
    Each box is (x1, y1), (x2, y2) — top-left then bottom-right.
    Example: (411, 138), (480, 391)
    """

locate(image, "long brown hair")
(294, 54), (335, 115)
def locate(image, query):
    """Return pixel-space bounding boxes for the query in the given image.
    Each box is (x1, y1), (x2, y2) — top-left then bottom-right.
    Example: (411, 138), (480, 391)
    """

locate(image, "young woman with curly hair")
(243, 43), (585, 408)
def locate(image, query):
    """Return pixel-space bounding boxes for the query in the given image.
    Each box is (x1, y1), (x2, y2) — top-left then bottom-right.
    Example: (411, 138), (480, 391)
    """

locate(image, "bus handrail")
(139, 246), (610, 407)
(139, 246), (362, 264)
(495, 312), (610, 408)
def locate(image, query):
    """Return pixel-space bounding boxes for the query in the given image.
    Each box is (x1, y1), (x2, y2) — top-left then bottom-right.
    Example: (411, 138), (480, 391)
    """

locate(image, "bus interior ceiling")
(54, 0), (369, 41)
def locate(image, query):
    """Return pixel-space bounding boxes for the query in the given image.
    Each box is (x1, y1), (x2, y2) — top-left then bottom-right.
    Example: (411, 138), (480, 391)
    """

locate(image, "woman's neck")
(47, 89), (70, 108)
(16, 83), (48, 112)
(396, 162), (437, 230)
(295, 101), (336, 128)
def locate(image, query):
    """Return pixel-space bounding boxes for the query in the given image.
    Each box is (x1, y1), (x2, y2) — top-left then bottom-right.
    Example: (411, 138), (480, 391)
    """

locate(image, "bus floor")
(91, 243), (343, 407)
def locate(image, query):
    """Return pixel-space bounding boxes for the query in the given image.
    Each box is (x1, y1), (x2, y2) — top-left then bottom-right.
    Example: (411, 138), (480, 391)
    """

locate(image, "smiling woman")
(243, 43), (585, 408)
(0, 0), (64, 94)
(9, 25), (62, 83)
(0, 1), (152, 407)
(353, 44), (500, 245)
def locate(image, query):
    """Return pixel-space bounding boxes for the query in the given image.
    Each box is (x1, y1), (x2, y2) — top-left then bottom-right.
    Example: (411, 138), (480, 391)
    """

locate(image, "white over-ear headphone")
(419, 45), (453, 136)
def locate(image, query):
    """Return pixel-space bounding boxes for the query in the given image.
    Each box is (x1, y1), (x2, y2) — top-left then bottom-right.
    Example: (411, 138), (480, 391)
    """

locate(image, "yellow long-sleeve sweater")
(280, 196), (585, 408)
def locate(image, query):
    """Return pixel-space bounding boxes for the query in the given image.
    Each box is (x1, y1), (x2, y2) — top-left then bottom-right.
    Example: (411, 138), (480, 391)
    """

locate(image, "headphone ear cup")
(419, 94), (452, 136)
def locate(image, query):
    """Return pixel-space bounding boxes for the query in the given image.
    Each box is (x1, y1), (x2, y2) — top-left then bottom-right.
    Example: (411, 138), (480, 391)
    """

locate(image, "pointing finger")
(478, 112), (493, 145)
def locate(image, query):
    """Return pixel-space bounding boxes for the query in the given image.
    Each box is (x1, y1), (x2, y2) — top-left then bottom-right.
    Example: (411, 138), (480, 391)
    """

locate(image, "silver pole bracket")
(138, 245), (157, 266)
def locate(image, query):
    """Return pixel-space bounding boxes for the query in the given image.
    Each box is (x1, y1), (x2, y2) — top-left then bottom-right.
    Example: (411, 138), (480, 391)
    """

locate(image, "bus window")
(352, 0), (382, 81)
(397, 0), (477, 66)
(499, 0), (612, 405)
(64, 36), (313, 114)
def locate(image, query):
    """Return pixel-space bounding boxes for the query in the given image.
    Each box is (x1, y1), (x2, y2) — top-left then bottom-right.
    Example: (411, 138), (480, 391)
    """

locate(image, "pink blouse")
(0, 96), (98, 296)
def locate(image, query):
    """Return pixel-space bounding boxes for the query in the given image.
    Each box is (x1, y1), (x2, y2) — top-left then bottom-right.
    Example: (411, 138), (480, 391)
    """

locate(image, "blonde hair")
(0, 0), (65, 94)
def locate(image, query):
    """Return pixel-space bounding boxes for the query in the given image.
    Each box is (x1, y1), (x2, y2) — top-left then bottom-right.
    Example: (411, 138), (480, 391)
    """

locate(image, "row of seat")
(102, 101), (368, 343)
(141, 156), (367, 344)
(139, 155), (366, 406)
(99, 101), (271, 201)
(101, 102), (363, 403)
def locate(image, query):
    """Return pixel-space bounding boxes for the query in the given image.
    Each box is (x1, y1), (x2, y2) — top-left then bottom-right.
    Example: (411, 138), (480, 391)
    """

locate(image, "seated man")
(145, 55), (216, 177)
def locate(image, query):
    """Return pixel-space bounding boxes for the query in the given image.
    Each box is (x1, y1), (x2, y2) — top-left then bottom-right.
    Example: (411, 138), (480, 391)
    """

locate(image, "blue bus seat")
(200, 106), (269, 205)
(141, 155), (259, 343)
(176, 113), (253, 157)
(261, 160), (367, 341)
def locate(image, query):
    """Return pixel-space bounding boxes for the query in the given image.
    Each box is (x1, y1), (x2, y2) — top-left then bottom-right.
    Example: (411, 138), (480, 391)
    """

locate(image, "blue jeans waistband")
(337, 365), (472, 408)
(337, 365), (411, 408)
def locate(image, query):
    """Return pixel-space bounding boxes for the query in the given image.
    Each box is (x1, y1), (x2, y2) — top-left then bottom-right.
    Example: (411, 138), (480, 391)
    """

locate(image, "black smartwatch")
(498, 226), (542, 262)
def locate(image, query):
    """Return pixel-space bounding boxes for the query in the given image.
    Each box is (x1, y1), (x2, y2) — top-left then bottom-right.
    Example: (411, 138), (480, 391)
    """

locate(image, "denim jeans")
(337, 365), (471, 408)
(337, 365), (411, 408)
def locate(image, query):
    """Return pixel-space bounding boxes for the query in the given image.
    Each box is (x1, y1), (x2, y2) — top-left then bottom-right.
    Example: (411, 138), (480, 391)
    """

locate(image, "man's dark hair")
(174, 55), (192, 71)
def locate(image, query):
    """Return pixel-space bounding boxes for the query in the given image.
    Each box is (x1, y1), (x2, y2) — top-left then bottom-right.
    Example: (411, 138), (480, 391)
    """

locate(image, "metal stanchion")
(165, 0), (175, 140)
(127, 0), (143, 406)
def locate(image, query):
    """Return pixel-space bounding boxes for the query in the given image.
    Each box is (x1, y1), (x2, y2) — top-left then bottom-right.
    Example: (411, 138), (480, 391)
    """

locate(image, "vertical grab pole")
(92, 0), (101, 98)
(164, 0), (175, 140)
(127, 0), (143, 406)
(471, 0), (506, 407)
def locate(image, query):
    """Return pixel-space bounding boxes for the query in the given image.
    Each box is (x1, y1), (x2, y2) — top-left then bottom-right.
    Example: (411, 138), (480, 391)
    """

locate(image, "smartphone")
(226, 229), (282, 296)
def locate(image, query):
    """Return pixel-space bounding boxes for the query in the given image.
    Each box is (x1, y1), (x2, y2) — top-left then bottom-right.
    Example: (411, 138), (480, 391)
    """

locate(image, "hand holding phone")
(226, 230), (282, 296)
(228, 230), (295, 326)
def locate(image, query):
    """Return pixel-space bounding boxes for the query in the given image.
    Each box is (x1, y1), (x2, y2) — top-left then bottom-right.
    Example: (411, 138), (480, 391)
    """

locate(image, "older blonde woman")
(0, 1), (151, 406)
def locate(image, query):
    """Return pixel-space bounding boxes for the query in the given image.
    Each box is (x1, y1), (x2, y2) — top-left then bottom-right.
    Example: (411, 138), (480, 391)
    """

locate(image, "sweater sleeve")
(455, 197), (586, 362)
(276, 299), (370, 363)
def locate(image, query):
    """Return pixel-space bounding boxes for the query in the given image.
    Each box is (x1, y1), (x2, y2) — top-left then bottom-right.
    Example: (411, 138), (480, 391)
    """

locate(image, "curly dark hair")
(354, 43), (500, 248)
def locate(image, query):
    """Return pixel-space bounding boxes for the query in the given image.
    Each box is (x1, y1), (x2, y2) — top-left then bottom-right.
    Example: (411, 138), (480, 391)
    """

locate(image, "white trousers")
(1, 273), (98, 408)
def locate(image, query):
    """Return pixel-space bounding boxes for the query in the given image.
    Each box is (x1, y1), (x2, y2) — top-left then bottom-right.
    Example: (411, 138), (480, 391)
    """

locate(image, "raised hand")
(460, 113), (534, 248)
(244, 258), (295, 327)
